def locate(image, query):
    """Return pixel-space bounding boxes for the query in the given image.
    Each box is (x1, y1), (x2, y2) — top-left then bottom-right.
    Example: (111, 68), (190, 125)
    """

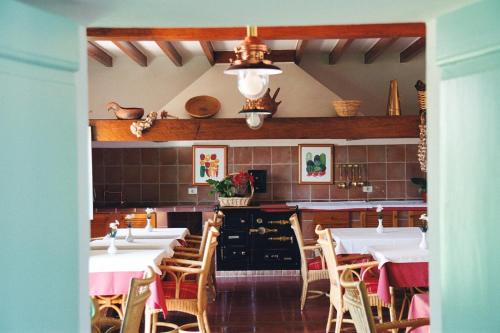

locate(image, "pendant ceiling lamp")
(224, 26), (282, 100)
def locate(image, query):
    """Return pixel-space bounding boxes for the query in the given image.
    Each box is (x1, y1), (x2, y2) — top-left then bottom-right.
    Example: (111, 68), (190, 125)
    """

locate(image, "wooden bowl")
(114, 108), (144, 120)
(185, 96), (221, 118)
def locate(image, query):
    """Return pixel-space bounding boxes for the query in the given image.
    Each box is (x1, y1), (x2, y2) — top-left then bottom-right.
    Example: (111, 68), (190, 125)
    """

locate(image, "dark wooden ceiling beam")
(199, 41), (215, 65)
(329, 39), (353, 64)
(113, 41), (147, 67)
(364, 38), (397, 64)
(90, 116), (419, 141)
(400, 37), (426, 63)
(88, 23), (425, 41)
(294, 40), (307, 64)
(155, 41), (182, 66)
(87, 41), (112, 67)
(214, 50), (296, 63)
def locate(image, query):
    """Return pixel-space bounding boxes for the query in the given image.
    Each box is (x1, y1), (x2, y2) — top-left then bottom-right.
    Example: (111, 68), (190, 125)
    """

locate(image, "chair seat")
(162, 281), (198, 299)
(306, 256), (325, 270)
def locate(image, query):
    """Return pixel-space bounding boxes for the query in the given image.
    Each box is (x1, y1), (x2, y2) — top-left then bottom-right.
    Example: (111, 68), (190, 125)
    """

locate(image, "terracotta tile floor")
(163, 276), (358, 332)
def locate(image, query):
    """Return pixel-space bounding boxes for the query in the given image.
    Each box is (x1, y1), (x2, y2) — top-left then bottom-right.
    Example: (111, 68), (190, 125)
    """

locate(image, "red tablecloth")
(407, 293), (430, 333)
(89, 271), (167, 316)
(377, 262), (428, 304)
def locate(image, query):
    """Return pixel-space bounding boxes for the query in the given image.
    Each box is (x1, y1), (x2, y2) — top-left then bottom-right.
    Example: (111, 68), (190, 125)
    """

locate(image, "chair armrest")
(336, 254), (373, 263)
(336, 261), (379, 271)
(303, 244), (321, 251)
(375, 318), (429, 332)
(95, 317), (121, 333)
(174, 246), (198, 253)
(163, 257), (203, 266)
(186, 235), (202, 240)
(160, 264), (202, 274)
(173, 252), (201, 259)
(303, 239), (318, 246)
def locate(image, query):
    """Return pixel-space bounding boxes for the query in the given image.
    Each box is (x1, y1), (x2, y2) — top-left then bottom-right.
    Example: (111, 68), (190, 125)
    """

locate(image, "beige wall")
(300, 45), (425, 116)
(88, 48), (425, 119)
(163, 63), (341, 118)
(88, 55), (211, 118)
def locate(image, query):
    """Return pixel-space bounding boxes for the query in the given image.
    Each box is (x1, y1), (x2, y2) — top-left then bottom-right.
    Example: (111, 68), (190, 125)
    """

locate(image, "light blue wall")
(0, 1), (87, 332)
(432, 0), (500, 331)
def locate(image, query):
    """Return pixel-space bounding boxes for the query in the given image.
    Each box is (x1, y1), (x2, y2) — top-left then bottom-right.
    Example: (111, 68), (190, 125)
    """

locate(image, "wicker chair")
(92, 267), (175, 333)
(148, 226), (220, 333)
(315, 225), (396, 333)
(173, 212), (224, 298)
(289, 213), (329, 310)
(340, 268), (429, 332)
(182, 211), (224, 248)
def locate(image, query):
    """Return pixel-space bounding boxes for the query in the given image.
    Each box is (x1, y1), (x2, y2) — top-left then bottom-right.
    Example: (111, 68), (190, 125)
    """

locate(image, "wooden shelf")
(89, 116), (419, 141)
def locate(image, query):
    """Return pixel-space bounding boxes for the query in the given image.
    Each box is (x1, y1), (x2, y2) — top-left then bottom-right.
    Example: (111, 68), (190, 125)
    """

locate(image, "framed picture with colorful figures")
(192, 145), (228, 185)
(298, 144), (334, 184)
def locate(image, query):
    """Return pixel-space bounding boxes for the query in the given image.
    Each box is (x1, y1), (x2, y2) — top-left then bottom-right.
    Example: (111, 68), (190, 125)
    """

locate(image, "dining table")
(407, 293), (430, 332)
(90, 238), (180, 258)
(330, 227), (422, 255)
(106, 227), (190, 241)
(367, 243), (429, 304)
(89, 248), (169, 316)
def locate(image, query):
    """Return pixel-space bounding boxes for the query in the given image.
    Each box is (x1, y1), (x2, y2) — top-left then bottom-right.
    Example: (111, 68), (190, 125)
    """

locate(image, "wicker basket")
(217, 173), (254, 207)
(333, 100), (361, 117)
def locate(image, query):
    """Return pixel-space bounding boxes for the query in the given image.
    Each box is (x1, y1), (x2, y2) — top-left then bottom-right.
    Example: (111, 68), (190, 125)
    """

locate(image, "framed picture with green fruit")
(192, 145), (228, 185)
(298, 144), (334, 184)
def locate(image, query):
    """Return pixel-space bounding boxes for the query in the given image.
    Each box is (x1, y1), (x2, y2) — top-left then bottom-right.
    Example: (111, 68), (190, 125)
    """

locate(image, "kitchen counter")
(287, 200), (426, 211)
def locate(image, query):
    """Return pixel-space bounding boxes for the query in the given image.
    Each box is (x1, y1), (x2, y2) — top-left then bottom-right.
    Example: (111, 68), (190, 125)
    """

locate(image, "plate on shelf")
(185, 96), (220, 118)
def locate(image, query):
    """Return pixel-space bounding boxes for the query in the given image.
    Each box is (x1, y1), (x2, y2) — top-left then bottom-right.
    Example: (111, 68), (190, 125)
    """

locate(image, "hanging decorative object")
(387, 80), (401, 116)
(130, 111), (157, 138)
(239, 88), (282, 130)
(225, 26), (282, 129)
(415, 80), (427, 172)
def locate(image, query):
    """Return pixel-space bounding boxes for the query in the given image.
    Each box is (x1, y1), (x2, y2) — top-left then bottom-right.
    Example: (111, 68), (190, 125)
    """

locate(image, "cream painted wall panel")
(88, 55), (210, 118)
(300, 49), (425, 116)
(162, 63), (342, 118)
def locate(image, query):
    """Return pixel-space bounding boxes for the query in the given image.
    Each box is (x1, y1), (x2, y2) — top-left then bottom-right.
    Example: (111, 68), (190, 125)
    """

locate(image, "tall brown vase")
(387, 79), (401, 116)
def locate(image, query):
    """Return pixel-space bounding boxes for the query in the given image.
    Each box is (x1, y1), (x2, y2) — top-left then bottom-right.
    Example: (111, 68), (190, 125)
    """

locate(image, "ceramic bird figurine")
(106, 101), (144, 120)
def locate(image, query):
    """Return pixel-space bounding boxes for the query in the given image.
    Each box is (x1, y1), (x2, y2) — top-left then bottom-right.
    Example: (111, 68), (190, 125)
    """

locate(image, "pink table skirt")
(407, 293), (430, 333)
(89, 271), (167, 316)
(377, 262), (428, 304)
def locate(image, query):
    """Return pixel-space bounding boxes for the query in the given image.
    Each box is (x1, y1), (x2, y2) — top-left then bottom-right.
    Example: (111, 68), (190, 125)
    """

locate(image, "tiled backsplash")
(92, 145), (425, 207)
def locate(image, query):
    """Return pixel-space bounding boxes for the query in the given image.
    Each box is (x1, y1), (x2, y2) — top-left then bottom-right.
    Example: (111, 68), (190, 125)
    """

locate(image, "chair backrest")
(289, 214), (307, 269)
(197, 219), (213, 256)
(197, 226), (220, 305)
(213, 210), (224, 229)
(315, 225), (343, 305)
(340, 268), (377, 333)
(120, 267), (155, 333)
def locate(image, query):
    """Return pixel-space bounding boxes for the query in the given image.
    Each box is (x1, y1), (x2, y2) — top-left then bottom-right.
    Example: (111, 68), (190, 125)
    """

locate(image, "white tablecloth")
(367, 244), (429, 268)
(106, 228), (190, 240)
(330, 227), (421, 254)
(90, 238), (180, 258)
(89, 249), (166, 274)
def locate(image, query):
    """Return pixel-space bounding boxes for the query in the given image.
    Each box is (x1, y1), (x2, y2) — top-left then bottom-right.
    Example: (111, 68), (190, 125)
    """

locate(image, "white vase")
(419, 232), (428, 249)
(125, 227), (134, 243)
(107, 237), (117, 254)
(376, 219), (384, 234)
(145, 218), (153, 232)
